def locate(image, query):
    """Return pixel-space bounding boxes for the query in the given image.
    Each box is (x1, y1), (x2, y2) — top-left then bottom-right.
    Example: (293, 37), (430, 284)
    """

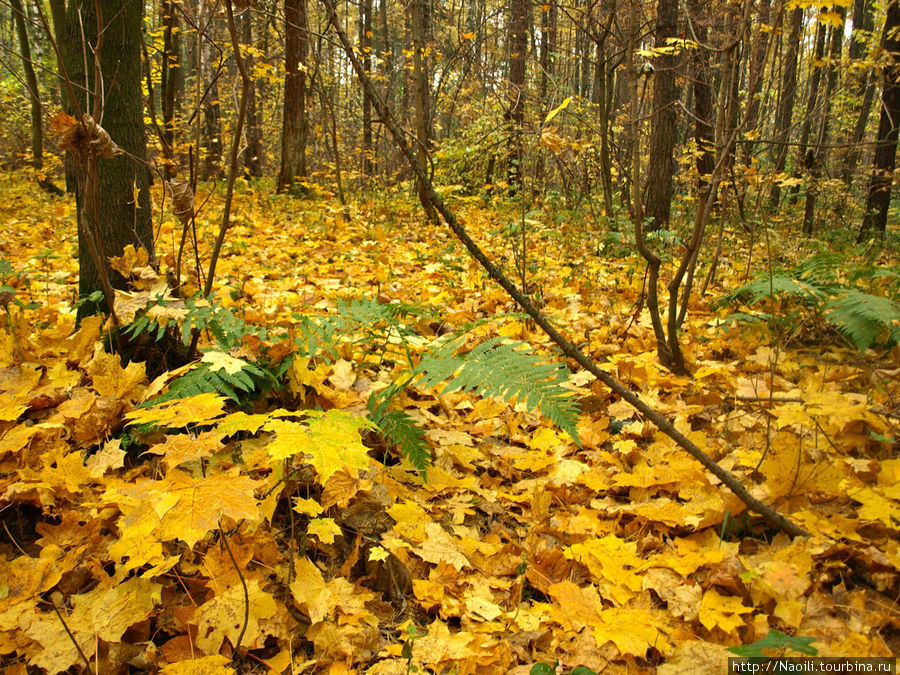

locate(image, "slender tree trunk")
(741, 0), (770, 163)
(789, 13), (826, 203)
(160, 0), (182, 178)
(411, 0), (436, 220)
(360, 0), (374, 176)
(688, 0), (714, 199)
(645, 0), (679, 231)
(199, 1), (223, 180)
(858, 0), (900, 241)
(802, 10), (844, 234)
(505, 0), (529, 192)
(10, 0), (61, 194)
(842, 0), (876, 183)
(240, 8), (262, 178)
(769, 7), (802, 206)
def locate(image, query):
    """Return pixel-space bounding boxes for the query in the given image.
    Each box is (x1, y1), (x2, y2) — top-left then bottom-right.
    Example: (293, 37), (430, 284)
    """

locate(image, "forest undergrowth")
(0, 173), (898, 673)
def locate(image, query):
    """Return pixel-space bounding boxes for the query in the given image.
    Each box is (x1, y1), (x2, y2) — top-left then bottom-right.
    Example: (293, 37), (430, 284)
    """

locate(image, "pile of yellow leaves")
(0, 176), (897, 673)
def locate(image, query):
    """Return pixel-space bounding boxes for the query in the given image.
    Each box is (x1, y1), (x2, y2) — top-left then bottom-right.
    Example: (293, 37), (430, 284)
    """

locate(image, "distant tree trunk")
(688, 0), (714, 199)
(11, 0), (61, 194)
(505, 0), (529, 192)
(241, 8), (262, 177)
(411, 0), (436, 220)
(200, 1), (223, 180)
(277, 0), (309, 191)
(360, 0), (374, 176)
(842, 0), (876, 183)
(64, 0), (154, 318)
(645, 0), (679, 231)
(789, 13), (826, 203)
(802, 10), (844, 234)
(858, 0), (900, 241)
(160, 0), (182, 178)
(539, 0), (557, 105)
(769, 7), (802, 205)
(741, 0), (770, 163)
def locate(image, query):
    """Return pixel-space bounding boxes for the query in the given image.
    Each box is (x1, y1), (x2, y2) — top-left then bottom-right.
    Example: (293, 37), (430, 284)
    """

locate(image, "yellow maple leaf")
(202, 350), (247, 375)
(698, 588), (752, 634)
(125, 392), (227, 428)
(195, 579), (278, 654)
(308, 516), (342, 544)
(159, 655), (235, 674)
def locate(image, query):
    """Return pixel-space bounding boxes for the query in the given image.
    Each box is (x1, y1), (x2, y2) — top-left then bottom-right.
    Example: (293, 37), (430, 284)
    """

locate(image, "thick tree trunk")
(645, 0), (679, 231)
(64, 0), (154, 318)
(858, 0), (900, 241)
(277, 0), (309, 191)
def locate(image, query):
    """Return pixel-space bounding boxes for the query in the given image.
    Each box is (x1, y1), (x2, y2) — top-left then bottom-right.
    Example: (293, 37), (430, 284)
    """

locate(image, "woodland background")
(0, 0), (899, 672)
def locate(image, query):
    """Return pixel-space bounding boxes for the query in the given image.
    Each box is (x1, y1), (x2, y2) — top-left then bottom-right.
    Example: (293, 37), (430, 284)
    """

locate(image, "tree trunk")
(277, 0), (309, 191)
(360, 0), (374, 177)
(802, 10), (844, 234)
(857, 0), (900, 241)
(64, 0), (154, 318)
(645, 0), (679, 231)
(241, 8), (262, 178)
(10, 0), (61, 194)
(789, 13), (826, 203)
(842, 0), (876, 183)
(688, 0), (714, 199)
(769, 7), (802, 206)
(160, 0), (183, 178)
(741, 0), (770, 163)
(505, 0), (529, 193)
(411, 0), (436, 220)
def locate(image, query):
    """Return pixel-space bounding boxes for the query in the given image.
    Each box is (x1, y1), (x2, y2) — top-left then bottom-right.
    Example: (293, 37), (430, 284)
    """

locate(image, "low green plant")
(718, 255), (900, 352)
(727, 629), (818, 657)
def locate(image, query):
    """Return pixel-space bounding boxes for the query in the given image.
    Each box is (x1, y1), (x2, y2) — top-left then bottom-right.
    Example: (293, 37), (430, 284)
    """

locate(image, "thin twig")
(219, 523), (249, 654)
(48, 598), (91, 669)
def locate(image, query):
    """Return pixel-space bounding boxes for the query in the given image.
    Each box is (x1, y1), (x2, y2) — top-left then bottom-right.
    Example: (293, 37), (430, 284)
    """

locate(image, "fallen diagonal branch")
(320, 0), (808, 539)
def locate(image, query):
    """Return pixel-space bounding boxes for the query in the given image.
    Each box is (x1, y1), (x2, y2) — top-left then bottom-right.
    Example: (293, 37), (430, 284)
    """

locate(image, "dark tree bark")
(802, 9), (844, 234)
(64, 0), (154, 318)
(411, 0), (436, 220)
(741, 0), (770, 163)
(505, 0), (529, 192)
(842, 0), (876, 183)
(645, 0), (679, 231)
(688, 0), (714, 199)
(790, 13), (827, 203)
(360, 0), (374, 176)
(277, 0), (309, 191)
(241, 8), (262, 178)
(769, 7), (802, 206)
(199, 0), (223, 180)
(10, 0), (61, 194)
(539, 0), (557, 106)
(858, 0), (900, 241)
(160, 0), (183, 178)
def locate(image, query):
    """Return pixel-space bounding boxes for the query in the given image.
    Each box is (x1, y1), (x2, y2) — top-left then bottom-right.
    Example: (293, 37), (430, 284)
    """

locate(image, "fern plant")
(719, 256), (900, 352)
(293, 298), (581, 476)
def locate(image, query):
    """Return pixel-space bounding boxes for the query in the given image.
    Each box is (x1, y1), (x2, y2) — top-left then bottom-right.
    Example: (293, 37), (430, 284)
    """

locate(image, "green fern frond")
(149, 356), (277, 405)
(369, 407), (431, 477)
(719, 274), (822, 308)
(414, 336), (581, 445)
(825, 290), (900, 352)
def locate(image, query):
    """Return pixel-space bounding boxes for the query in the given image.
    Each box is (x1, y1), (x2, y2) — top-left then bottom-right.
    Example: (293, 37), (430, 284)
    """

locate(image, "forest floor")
(0, 173), (898, 673)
